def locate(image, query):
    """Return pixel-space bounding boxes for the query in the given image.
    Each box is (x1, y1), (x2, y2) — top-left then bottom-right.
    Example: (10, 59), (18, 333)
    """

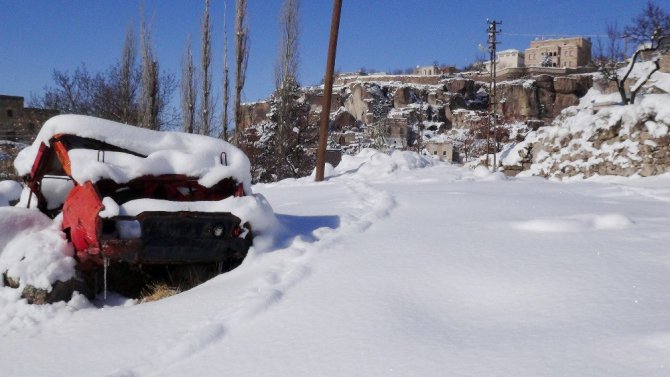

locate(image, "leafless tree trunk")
(234, 0), (249, 143)
(199, 0), (213, 136)
(181, 36), (197, 134)
(275, 0), (300, 158)
(276, 0), (300, 90)
(221, 2), (230, 141)
(597, 35), (664, 105)
(119, 26), (137, 124)
(139, 17), (160, 130)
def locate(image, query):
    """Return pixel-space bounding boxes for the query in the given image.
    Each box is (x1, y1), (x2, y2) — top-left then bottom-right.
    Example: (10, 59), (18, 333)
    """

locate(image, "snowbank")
(0, 180), (22, 206)
(334, 148), (435, 178)
(0, 208), (75, 290)
(2, 146), (670, 376)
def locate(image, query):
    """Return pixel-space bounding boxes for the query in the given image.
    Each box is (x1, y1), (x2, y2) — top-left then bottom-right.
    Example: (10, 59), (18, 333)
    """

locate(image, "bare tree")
(606, 22), (625, 62)
(32, 19), (177, 128)
(596, 18), (665, 105)
(275, 0), (300, 157)
(234, 0), (250, 142)
(198, 0), (213, 136)
(623, 1), (670, 46)
(221, 2), (230, 141)
(118, 26), (137, 124)
(181, 36), (197, 134)
(276, 0), (300, 89)
(139, 16), (160, 130)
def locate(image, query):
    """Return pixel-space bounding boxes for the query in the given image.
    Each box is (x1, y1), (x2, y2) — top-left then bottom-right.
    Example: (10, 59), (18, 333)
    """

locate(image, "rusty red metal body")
(25, 134), (252, 271)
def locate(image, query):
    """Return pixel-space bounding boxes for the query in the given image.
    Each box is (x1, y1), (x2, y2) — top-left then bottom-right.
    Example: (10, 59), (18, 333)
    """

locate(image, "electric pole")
(487, 19), (501, 171)
(315, 0), (343, 182)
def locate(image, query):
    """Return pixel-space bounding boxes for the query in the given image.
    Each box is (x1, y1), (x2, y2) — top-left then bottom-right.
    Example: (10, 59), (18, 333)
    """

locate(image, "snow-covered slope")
(1, 149), (670, 376)
(502, 64), (670, 179)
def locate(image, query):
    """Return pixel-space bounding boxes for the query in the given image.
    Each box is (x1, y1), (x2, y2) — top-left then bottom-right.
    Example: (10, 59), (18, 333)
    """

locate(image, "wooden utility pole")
(315, 0), (343, 182)
(487, 19), (501, 171)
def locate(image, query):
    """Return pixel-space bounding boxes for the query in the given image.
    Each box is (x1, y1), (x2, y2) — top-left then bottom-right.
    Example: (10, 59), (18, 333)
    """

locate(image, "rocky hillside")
(502, 65), (670, 178)
(239, 73), (596, 162)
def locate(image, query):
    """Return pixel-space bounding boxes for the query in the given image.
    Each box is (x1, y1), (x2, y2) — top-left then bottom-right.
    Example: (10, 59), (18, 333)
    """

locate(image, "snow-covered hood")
(14, 115), (253, 191)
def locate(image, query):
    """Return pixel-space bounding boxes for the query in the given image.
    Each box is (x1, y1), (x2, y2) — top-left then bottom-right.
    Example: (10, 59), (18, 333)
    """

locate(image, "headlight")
(212, 224), (225, 237)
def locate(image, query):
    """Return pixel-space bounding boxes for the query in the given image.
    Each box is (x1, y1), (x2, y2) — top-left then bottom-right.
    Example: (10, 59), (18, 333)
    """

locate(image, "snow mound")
(0, 180), (22, 206)
(335, 148), (434, 178)
(0, 208), (75, 290)
(512, 213), (633, 233)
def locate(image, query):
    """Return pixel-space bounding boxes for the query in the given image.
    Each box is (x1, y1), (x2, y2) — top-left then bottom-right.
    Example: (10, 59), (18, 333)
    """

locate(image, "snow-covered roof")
(14, 115), (252, 190)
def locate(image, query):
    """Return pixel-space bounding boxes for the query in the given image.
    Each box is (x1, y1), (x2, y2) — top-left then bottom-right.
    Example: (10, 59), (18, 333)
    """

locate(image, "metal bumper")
(101, 211), (252, 264)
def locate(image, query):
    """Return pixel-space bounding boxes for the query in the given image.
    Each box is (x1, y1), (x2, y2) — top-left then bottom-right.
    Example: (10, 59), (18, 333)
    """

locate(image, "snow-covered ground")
(1, 149), (670, 376)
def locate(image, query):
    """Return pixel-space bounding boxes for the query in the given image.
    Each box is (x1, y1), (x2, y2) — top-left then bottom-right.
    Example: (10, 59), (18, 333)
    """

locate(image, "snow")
(14, 115), (253, 192)
(0, 208), (75, 290)
(0, 180), (22, 206)
(1, 149), (670, 376)
(501, 91), (670, 176)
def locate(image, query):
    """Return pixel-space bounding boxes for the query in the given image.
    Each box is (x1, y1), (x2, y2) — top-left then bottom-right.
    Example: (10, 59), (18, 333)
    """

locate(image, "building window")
(433, 151), (437, 155)
(443, 151), (447, 156)
(6, 109), (13, 117)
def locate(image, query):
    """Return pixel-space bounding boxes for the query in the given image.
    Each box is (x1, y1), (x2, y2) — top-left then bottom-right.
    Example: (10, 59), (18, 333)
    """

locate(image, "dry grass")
(140, 282), (181, 303)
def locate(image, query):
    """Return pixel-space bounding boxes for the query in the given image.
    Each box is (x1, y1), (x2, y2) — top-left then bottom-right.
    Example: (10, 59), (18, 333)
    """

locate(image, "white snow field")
(1, 149), (670, 377)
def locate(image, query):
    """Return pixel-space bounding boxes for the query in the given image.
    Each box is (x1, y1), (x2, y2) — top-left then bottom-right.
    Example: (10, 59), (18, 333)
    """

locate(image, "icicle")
(103, 257), (110, 300)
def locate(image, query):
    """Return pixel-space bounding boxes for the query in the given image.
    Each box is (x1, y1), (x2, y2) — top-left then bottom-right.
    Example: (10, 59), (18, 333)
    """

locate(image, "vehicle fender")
(62, 182), (104, 257)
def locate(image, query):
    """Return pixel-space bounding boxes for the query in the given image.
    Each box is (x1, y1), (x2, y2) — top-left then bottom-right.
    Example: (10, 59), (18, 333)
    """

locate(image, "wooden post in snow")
(315, 0), (343, 182)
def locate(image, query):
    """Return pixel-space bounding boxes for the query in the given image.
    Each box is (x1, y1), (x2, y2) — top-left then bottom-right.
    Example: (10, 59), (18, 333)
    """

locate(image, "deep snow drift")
(1, 148), (670, 377)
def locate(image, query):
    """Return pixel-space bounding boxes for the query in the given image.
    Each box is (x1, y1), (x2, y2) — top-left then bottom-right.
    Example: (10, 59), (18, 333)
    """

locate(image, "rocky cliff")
(502, 93), (670, 178)
(239, 73), (595, 162)
(244, 75), (593, 126)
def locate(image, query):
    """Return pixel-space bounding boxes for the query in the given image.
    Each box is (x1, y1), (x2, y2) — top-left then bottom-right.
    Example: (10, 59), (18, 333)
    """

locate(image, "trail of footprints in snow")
(111, 180), (396, 377)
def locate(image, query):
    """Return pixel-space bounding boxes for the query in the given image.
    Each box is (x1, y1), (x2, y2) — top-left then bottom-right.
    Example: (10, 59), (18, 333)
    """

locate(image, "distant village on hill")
(235, 34), (669, 178)
(3, 2), (670, 182)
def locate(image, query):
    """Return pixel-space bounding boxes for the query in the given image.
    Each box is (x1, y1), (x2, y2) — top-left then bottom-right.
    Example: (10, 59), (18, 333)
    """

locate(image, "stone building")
(484, 49), (525, 72)
(0, 95), (58, 142)
(385, 117), (409, 148)
(414, 65), (457, 76)
(524, 37), (592, 68)
(425, 140), (453, 162)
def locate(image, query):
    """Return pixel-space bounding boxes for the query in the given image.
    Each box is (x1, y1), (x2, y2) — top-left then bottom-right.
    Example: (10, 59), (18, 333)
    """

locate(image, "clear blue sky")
(0, 0), (658, 107)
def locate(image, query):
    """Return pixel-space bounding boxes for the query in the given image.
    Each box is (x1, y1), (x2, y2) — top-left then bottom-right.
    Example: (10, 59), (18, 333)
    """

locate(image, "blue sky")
(0, 0), (658, 107)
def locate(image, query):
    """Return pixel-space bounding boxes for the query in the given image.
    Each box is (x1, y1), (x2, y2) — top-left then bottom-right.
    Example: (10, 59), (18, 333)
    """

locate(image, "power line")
(500, 32), (608, 38)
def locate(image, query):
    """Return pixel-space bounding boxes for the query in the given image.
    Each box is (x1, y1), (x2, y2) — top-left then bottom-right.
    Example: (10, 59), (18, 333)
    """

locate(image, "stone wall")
(334, 74), (443, 86)
(0, 95), (58, 142)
